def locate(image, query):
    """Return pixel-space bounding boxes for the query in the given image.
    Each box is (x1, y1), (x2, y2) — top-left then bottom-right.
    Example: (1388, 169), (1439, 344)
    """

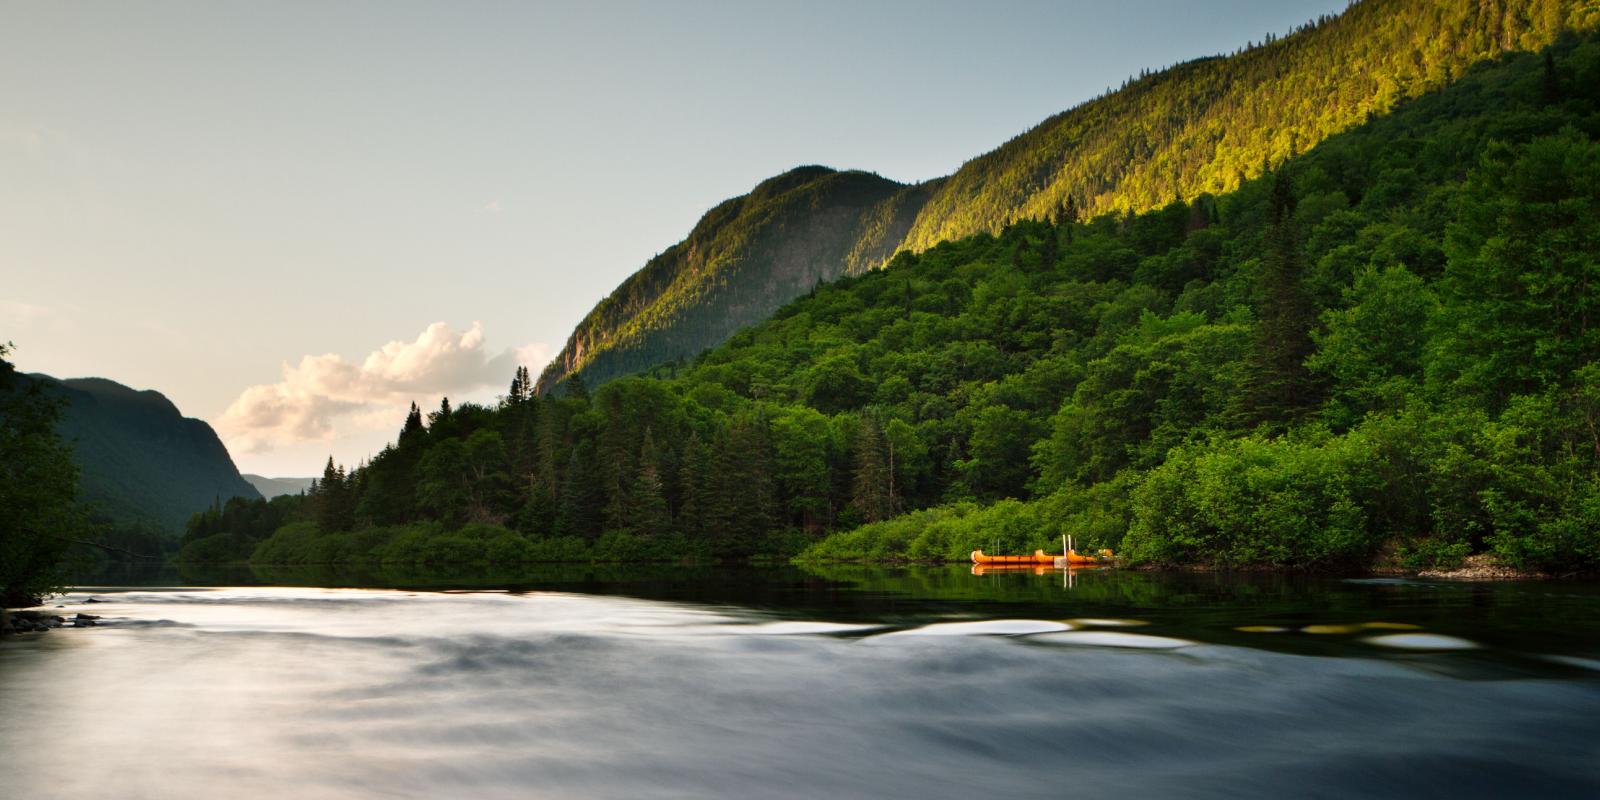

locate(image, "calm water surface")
(2, 564), (1598, 799)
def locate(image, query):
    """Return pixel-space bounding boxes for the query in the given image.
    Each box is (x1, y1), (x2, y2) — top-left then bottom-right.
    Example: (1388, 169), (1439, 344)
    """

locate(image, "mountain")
(243, 475), (315, 499)
(25, 375), (261, 532)
(538, 0), (1598, 393)
(252, 24), (1600, 574)
(536, 166), (929, 393)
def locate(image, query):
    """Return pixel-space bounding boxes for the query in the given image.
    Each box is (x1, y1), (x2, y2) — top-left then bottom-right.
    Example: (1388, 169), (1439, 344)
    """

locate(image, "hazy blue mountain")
(242, 474), (315, 499)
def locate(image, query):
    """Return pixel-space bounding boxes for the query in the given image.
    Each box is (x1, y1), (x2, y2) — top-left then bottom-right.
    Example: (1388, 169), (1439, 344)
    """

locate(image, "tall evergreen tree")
(628, 428), (670, 536)
(1236, 169), (1319, 428)
(400, 402), (424, 442)
(676, 431), (712, 537)
(1039, 225), (1059, 271)
(850, 414), (894, 523)
(554, 440), (602, 539)
(313, 457), (355, 532)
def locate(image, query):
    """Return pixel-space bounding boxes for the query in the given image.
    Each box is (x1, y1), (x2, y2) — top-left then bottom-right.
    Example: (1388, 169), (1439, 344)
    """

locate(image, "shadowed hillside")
(26, 375), (260, 532)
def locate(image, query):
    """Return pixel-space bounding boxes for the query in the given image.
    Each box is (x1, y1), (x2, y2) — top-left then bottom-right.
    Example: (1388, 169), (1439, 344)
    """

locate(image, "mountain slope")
(899, 0), (1597, 252)
(535, 167), (928, 393)
(264, 27), (1600, 574)
(25, 375), (261, 532)
(538, 0), (1598, 394)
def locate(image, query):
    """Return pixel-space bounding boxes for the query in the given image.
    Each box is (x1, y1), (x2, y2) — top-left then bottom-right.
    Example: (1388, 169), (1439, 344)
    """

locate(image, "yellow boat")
(970, 549), (1108, 567)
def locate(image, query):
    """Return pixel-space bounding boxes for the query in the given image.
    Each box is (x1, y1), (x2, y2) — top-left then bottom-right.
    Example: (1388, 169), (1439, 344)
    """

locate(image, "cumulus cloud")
(221, 322), (548, 454)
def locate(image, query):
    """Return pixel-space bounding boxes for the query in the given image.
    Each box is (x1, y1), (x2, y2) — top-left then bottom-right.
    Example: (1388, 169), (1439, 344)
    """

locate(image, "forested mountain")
(539, 0), (1598, 394)
(900, 0), (1595, 250)
(534, 167), (929, 393)
(213, 29), (1600, 574)
(24, 375), (260, 533)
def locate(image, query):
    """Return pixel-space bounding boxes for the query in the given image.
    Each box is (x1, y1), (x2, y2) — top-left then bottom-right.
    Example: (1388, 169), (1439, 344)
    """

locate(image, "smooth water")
(3, 565), (1598, 799)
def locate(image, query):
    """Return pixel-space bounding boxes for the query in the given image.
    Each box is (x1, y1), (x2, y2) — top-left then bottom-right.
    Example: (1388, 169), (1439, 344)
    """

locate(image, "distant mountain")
(242, 474), (315, 499)
(538, 0), (1596, 393)
(25, 374), (261, 532)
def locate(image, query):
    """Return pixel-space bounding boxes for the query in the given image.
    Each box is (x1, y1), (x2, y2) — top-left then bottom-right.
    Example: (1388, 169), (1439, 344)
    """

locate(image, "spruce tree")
(1236, 169), (1319, 428)
(554, 440), (602, 539)
(677, 431), (712, 537)
(1039, 225), (1059, 271)
(850, 415), (894, 523)
(507, 366), (528, 407)
(400, 402), (424, 442)
(628, 428), (670, 536)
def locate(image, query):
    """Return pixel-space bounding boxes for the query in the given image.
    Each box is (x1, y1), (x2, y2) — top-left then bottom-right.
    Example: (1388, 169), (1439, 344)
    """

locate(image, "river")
(2, 565), (1597, 798)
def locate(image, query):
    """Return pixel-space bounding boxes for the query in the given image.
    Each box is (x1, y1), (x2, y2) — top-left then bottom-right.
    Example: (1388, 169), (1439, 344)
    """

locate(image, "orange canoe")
(971, 549), (1104, 566)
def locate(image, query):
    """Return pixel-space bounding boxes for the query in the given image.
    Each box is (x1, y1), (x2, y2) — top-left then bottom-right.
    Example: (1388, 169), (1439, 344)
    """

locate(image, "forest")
(538, 0), (1599, 396)
(171, 34), (1600, 575)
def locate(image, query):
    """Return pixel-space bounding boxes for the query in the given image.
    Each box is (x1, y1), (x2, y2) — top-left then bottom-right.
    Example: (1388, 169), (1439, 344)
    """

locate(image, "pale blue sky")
(1, 0), (1347, 475)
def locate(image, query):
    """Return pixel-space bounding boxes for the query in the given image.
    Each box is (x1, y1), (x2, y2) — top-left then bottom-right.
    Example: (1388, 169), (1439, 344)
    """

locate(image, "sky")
(1, 0), (1348, 476)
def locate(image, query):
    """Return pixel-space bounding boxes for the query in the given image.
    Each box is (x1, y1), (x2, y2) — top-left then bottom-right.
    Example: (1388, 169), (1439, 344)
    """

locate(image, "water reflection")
(1, 566), (1595, 798)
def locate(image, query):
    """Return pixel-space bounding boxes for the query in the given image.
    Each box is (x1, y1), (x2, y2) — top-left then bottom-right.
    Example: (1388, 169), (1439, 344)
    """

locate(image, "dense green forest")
(538, 0), (1599, 397)
(182, 33), (1600, 574)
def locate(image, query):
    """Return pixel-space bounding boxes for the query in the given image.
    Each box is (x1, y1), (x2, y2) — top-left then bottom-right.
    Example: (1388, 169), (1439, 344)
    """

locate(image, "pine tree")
(1543, 51), (1562, 105)
(400, 402), (424, 442)
(850, 414), (894, 523)
(677, 431), (712, 537)
(595, 390), (636, 532)
(1038, 225), (1059, 271)
(564, 373), (589, 403)
(1236, 169), (1319, 428)
(507, 366), (529, 407)
(554, 440), (603, 539)
(314, 456), (354, 532)
(628, 428), (670, 536)
(1060, 194), (1079, 243)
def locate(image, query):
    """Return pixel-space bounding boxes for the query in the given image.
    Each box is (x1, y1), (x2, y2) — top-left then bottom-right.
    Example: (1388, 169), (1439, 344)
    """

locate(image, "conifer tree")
(1039, 225), (1059, 271)
(628, 428), (670, 536)
(507, 366), (530, 407)
(676, 431), (712, 537)
(850, 414), (894, 523)
(1236, 169), (1319, 428)
(314, 457), (355, 532)
(400, 402), (424, 442)
(564, 373), (589, 403)
(554, 440), (602, 539)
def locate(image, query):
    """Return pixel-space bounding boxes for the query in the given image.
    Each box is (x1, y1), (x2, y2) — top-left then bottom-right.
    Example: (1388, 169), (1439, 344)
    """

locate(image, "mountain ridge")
(536, 0), (1599, 394)
(536, 166), (923, 393)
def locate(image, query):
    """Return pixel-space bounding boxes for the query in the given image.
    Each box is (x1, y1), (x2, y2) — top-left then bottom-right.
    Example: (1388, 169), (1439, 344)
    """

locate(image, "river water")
(2, 565), (1598, 799)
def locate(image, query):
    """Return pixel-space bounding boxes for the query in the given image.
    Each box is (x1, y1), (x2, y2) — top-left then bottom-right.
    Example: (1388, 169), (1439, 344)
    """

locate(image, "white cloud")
(220, 322), (549, 455)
